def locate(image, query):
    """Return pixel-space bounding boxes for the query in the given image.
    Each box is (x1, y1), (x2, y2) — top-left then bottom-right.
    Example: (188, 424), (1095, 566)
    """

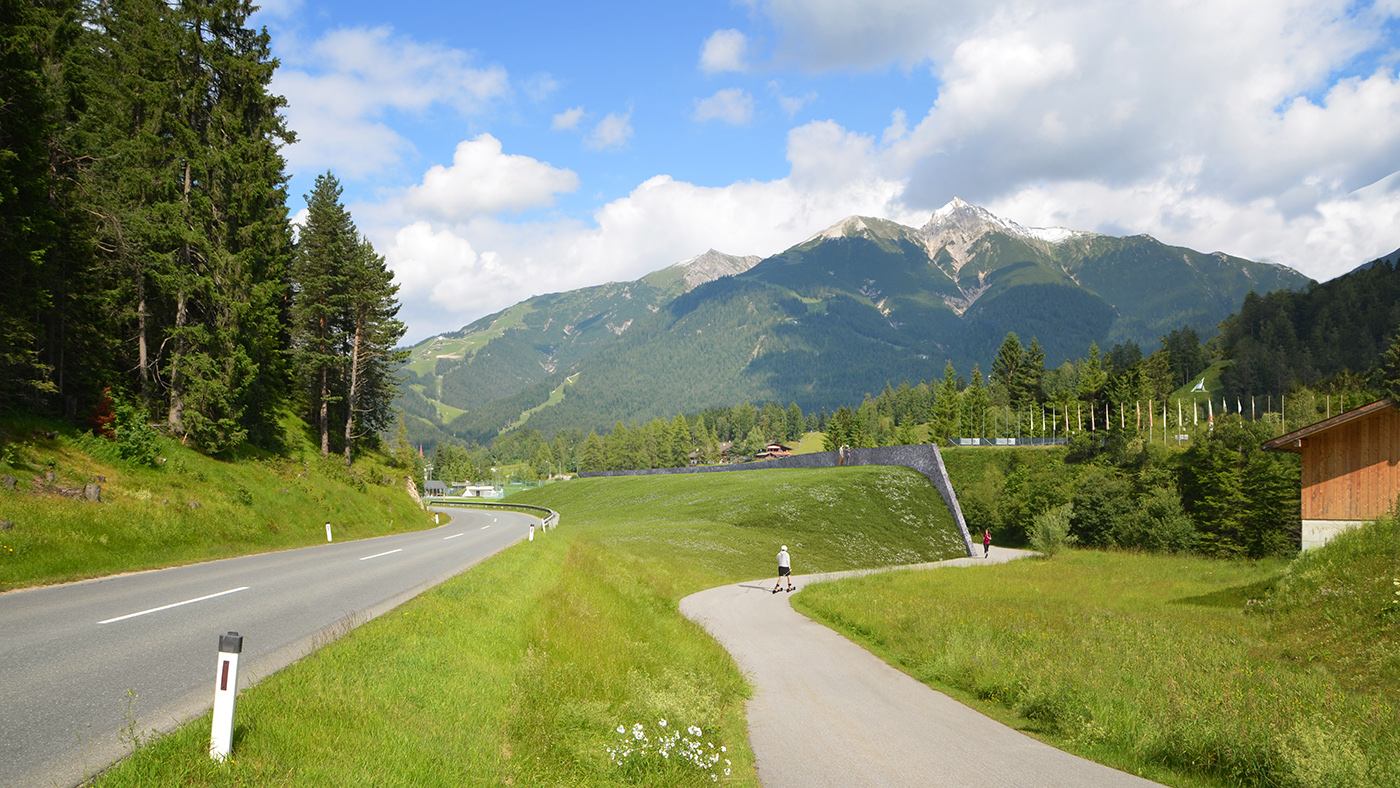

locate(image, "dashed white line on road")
(481, 525), (491, 529)
(359, 549), (403, 561)
(444, 533), (464, 540)
(98, 587), (250, 624)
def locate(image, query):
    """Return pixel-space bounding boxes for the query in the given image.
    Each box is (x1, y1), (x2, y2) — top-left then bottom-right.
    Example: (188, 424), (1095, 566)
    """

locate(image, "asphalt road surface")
(681, 547), (1168, 788)
(0, 506), (537, 788)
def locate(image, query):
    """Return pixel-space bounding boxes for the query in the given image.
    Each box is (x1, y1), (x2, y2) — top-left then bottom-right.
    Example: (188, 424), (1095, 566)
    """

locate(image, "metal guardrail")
(426, 498), (559, 529)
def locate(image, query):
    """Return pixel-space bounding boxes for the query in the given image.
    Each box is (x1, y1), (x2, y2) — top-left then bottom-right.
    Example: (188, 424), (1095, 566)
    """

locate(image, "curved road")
(680, 547), (1167, 788)
(0, 506), (538, 788)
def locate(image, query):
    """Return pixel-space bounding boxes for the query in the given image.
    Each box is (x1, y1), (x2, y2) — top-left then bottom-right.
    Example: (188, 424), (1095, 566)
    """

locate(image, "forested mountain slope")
(1219, 248), (1400, 398)
(401, 200), (1312, 447)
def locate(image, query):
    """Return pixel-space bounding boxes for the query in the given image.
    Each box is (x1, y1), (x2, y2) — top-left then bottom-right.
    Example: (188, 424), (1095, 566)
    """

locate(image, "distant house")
(1262, 398), (1400, 549)
(754, 443), (793, 461)
(424, 480), (448, 497)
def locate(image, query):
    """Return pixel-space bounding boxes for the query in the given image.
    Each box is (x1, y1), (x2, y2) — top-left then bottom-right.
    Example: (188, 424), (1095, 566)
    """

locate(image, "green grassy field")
(794, 517), (1400, 788)
(0, 415), (432, 590)
(91, 466), (968, 787)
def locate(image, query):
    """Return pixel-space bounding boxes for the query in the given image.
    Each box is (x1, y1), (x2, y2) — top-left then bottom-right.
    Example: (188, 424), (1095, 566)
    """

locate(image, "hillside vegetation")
(0, 414), (430, 591)
(93, 467), (966, 786)
(796, 517), (1400, 788)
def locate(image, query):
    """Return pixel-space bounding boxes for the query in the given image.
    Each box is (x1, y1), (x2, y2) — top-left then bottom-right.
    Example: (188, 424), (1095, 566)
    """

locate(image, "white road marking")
(359, 549), (403, 561)
(98, 587), (250, 625)
(480, 525), (491, 530)
(444, 533), (464, 540)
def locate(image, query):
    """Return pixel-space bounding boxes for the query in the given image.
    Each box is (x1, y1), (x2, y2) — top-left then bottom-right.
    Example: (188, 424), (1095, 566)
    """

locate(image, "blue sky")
(253, 0), (1400, 345)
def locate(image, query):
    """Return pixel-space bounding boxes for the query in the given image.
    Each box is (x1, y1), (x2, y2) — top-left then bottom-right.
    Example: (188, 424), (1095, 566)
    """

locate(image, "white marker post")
(435, 513), (439, 525)
(529, 522), (535, 542)
(325, 522), (332, 542)
(210, 631), (243, 761)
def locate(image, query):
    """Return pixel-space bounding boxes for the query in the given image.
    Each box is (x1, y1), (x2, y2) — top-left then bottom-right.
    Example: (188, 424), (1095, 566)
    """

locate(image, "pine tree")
(1021, 338), (1046, 403)
(291, 172), (355, 456)
(991, 332), (1024, 400)
(340, 235), (407, 466)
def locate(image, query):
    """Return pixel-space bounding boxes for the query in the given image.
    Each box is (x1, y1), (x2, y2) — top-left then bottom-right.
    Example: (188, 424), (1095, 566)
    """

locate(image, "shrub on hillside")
(1030, 503), (1075, 557)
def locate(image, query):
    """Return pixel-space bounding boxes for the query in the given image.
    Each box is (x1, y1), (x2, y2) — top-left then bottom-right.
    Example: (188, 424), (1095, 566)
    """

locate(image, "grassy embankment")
(91, 465), (967, 787)
(794, 515), (1400, 788)
(0, 414), (432, 590)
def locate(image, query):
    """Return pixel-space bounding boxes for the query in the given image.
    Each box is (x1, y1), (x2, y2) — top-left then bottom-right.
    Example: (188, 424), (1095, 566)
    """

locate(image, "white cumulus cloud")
(403, 134), (579, 221)
(586, 111), (634, 151)
(700, 29), (750, 73)
(551, 106), (585, 130)
(274, 26), (508, 179)
(694, 88), (755, 125)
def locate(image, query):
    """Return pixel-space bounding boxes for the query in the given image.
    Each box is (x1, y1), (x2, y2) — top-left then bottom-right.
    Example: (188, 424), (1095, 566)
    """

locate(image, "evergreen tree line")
(0, 1), (404, 462)
(1217, 255), (1400, 400)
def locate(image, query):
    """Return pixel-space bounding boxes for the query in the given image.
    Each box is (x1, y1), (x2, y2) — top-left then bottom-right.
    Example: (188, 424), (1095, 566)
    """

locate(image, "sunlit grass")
(794, 544), (1400, 788)
(91, 466), (968, 786)
(0, 415), (431, 590)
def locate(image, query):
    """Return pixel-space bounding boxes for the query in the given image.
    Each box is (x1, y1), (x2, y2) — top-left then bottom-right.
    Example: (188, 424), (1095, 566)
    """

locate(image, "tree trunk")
(319, 360), (329, 458)
(167, 286), (186, 434)
(344, 317), (362, 467)
(167, 161), (193, 435)
(137, 273), (149, 409)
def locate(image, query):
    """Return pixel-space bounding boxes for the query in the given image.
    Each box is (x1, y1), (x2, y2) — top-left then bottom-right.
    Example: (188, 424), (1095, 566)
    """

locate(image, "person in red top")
(983, 529), (991, 558)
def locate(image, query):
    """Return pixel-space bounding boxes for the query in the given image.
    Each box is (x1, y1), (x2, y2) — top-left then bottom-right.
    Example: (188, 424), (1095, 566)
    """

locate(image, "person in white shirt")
(773, 545), (794, 593)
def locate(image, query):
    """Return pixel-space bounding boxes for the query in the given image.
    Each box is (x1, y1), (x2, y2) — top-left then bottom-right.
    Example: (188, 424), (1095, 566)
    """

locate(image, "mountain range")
(397, 198), (1311, 447)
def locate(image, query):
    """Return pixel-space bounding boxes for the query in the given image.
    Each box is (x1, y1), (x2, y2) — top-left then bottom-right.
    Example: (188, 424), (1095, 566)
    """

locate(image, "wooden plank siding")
(1297, 405), (1400, 520)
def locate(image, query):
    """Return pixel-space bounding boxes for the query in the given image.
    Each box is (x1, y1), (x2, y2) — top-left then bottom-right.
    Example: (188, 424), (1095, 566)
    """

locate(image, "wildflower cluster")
(1388, 579), (1400, 614)
(606, 719), (731, 782)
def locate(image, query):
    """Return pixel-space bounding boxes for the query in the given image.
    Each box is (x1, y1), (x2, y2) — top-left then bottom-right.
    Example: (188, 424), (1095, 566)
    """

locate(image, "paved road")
(680, 547), (1167, 788)
(0, 506), (538, 788)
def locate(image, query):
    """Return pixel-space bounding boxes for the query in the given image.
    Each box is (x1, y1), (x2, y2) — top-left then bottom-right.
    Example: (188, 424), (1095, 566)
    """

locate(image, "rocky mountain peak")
(919, 198), (1086, 270)
(675, 249), (762, 289)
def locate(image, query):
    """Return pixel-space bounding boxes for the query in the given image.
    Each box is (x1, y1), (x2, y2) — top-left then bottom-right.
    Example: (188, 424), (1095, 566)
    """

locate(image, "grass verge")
(793, 535), (1400, 788)
(91, 466), (968, 786)
(0, 414), (431, 590)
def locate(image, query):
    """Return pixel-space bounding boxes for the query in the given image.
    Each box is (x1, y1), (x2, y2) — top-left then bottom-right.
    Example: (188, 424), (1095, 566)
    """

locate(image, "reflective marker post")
(210, 631), (243, 761)
(325, 522), (332, 542)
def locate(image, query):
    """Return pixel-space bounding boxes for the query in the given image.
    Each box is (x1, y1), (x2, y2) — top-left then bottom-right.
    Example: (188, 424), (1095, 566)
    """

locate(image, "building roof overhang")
(1261, 398), (1395, 453)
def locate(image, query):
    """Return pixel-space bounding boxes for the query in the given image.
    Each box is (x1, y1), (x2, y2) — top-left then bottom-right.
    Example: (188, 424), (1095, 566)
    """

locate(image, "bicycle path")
(679, 547), (1166, 788)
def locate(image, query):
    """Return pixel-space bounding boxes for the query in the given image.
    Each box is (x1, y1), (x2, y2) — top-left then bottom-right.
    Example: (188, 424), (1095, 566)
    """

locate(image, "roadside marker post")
(210, 631), (243, 761)
(325, 522), (332, 542)
(529, 522), (535, 542)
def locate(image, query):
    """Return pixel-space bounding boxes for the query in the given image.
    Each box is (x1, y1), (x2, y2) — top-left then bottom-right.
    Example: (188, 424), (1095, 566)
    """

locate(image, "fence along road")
(0, 506), (534, 788)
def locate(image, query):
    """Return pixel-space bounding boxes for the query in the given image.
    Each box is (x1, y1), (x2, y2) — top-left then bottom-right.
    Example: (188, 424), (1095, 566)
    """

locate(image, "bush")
(1030, 503), (1075, 557)
(1131, 486), (1197, 553)
(113, 403), (161, 467)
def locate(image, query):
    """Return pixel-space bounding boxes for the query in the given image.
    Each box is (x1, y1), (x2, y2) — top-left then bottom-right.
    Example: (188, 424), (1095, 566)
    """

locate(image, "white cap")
(781, 545), (787, 551)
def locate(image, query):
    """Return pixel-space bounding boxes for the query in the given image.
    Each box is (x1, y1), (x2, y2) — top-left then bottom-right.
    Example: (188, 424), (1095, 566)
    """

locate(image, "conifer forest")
(0, 0), (405, 460)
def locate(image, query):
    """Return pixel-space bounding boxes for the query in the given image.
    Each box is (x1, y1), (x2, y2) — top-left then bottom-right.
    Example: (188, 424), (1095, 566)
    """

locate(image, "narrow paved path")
(680, 547), (1166, 788)
(0, 507), (535, 788)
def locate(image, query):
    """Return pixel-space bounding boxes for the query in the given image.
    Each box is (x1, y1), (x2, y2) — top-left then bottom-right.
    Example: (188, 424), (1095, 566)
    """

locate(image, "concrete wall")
(580, 444), (976, 556)
(1301, 519), (1369, 551)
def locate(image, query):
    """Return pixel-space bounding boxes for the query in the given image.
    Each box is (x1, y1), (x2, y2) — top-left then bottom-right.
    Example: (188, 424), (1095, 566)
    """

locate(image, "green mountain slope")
(400, 200), (1313, 446)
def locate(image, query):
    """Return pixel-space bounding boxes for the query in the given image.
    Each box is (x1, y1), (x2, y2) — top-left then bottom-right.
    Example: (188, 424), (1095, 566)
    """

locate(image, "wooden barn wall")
(1301, 407), (1400, 520)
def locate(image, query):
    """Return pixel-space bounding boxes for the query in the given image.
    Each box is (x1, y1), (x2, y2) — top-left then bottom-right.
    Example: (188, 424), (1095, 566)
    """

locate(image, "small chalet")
(1262, 398), (1400, 549)
(754, 443), (793, 461)
(423, 480), (448, 497)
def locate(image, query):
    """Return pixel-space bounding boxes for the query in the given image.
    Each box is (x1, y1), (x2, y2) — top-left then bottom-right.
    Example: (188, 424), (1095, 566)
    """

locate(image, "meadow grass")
(0, 415), (432, 590)
(793, 539), (1400, 788)
(91, 466), (968, 786)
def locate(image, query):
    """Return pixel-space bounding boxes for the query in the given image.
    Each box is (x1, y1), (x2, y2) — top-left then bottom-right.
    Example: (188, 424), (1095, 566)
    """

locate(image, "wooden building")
(1262, 398), (1400, 549)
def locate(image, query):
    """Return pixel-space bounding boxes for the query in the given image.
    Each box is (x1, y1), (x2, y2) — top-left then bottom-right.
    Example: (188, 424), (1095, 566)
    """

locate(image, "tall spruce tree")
(291, 172), (354, 456)
(84, 0), (292, 450)
(340, 235), (407, 465)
